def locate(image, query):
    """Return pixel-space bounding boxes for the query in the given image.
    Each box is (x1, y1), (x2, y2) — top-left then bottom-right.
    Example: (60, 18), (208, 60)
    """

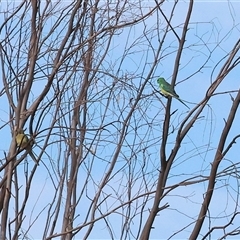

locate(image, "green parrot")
(157, 77), (189, 109)
(15, 129), (39, 165)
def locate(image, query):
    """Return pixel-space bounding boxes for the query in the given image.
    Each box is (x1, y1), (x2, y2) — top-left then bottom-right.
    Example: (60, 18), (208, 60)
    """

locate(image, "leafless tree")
(0, 1), (240, 240)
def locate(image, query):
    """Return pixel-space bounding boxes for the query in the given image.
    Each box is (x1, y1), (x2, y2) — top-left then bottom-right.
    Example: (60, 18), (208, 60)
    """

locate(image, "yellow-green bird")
(157, 77), (189, 109)
(15, 129), (39, 165)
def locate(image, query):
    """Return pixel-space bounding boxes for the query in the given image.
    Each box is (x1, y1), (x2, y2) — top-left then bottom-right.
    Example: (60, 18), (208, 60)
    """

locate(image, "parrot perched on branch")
(157, 77), (189, 109)
(15, 129), (39, 165)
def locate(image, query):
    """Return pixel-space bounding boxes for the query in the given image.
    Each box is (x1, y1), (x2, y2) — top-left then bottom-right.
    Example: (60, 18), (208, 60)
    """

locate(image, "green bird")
(15, 129), (39, 165)
(157, 77), (189, 109)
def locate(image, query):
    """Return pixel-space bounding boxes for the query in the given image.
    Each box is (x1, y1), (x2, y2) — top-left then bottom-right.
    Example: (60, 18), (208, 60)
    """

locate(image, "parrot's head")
(16, 129), (24, 134)
(157, 78), (165, 85)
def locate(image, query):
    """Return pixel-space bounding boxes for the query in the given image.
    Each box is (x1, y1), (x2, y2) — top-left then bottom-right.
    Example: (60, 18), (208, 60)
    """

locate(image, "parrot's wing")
(16, 133), (29, 149)
(158, 79), (189, 108)
(160, 82), (179, 98)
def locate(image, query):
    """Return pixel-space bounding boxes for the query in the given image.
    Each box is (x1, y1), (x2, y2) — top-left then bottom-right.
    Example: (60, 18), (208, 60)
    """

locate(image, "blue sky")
(1, 1), (240, 239)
